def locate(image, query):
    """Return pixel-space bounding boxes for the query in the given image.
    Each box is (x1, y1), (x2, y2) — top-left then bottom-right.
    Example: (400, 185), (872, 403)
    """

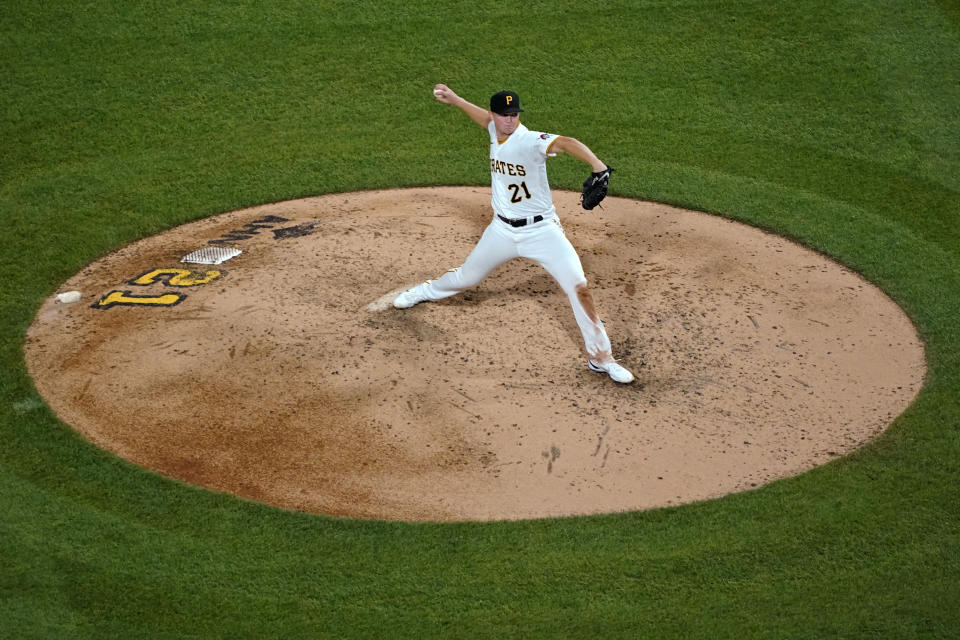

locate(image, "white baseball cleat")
(588, 359), (635, 384)
(393, 284), (429, 309)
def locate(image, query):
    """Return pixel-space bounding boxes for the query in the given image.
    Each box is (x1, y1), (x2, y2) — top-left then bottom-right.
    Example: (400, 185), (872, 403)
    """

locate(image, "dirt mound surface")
(25, 188), (925, 521)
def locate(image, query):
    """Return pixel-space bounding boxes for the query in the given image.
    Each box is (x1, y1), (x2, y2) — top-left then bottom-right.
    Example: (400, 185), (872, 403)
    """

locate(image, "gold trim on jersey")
(545, 135), (561, 155)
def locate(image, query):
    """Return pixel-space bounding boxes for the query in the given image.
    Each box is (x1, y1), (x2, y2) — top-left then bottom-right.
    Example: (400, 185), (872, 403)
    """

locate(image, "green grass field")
(2, 1), (959, 637)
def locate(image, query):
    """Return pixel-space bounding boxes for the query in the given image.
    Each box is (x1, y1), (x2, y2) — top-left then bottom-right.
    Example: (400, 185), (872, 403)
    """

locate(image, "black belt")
(498, 214), (544, 228)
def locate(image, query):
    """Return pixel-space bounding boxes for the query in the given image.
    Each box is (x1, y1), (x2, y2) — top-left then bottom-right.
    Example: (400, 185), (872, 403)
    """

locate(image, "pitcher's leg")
(570, 282), (614, 361)
(423, 222), (517, 299)
(525, 224), (634, 382)
(523, 222), (613, 360)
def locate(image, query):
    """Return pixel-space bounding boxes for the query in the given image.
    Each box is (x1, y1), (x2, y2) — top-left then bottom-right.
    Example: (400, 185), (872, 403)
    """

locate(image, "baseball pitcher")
(394, 85), (633, 384)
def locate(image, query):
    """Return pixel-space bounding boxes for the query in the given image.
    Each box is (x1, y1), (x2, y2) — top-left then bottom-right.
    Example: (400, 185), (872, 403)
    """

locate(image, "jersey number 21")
(508, 182), (531, 203)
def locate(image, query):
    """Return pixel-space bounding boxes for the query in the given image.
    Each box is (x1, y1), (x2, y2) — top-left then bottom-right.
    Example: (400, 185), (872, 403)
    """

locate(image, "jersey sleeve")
(531, 131), (561, 157)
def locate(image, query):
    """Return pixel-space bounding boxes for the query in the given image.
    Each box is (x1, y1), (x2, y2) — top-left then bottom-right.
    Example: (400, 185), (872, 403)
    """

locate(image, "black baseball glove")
(580, 166), (614, 210)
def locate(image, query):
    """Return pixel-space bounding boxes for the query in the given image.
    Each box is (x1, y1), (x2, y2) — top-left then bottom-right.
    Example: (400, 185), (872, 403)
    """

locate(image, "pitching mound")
(24, 188), (925, 521)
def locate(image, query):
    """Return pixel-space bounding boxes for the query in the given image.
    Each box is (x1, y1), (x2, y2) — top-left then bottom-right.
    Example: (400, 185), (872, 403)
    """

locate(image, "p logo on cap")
(490, 90), (524, 115)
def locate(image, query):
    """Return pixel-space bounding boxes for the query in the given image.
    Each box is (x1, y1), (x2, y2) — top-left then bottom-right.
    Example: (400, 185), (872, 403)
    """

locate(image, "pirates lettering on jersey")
(490, 159), (527, 177)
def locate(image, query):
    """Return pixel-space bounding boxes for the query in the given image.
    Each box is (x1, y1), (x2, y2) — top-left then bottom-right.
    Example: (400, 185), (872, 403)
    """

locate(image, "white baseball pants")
(421, 216), (613, 360)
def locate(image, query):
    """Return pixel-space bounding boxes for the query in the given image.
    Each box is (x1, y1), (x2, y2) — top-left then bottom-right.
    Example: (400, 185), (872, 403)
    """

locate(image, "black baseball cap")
(490, 90), (523, 115)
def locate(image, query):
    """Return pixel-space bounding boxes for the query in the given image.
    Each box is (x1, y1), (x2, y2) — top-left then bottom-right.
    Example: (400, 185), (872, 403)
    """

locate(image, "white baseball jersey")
(488, 121), (559, 220)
